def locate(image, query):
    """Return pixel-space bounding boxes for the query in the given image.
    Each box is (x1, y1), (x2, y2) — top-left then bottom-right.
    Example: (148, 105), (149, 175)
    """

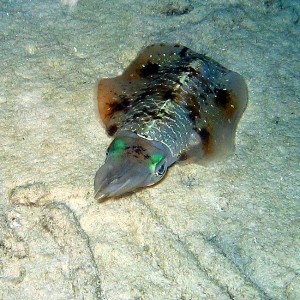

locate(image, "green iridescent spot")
(110, 138), (126, 157)
(149, 153), (164, 173)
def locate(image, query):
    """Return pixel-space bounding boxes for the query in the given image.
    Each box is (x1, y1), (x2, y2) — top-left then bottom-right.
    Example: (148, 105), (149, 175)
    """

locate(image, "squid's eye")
(155, 163), (166, 176)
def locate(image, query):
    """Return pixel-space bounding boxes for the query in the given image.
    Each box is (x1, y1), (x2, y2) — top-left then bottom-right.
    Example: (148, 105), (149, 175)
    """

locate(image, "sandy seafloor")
(0, 0), (299, 299)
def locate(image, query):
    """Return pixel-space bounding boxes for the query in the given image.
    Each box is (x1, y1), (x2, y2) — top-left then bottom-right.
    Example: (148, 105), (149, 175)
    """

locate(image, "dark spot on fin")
(179, 47), (189, 57)
(162, 90), (175, 101)
(139, 62), (160, 77)
(185, 94), (201, 123)
(214, 89), (230, 108)
(197, 127), (212, 155)
(199, 127), (210, 142)
(107, 124), (118, 136)
(214, 88), (236, 118)
(178, 152), (188, 161)
(108, 96), (131, 116)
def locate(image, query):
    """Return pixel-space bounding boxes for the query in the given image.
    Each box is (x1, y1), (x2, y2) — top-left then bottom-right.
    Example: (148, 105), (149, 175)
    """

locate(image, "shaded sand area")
(0, 0), (299, 299)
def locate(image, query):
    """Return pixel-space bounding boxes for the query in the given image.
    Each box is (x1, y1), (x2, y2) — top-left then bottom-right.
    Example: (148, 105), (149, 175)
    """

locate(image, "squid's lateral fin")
(183, 70), (248, 163)
(97, 43), (193, 136)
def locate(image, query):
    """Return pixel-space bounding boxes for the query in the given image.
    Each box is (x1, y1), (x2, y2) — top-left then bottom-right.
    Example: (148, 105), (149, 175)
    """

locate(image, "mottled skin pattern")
(94, 43), (248, 201)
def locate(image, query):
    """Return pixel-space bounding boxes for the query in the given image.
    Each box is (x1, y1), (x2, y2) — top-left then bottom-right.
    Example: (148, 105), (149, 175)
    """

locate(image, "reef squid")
(94, 43), (248, 201)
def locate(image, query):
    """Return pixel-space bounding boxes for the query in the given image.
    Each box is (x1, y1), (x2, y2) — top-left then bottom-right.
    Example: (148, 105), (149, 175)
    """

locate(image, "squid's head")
(94, 134), (174, 201)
